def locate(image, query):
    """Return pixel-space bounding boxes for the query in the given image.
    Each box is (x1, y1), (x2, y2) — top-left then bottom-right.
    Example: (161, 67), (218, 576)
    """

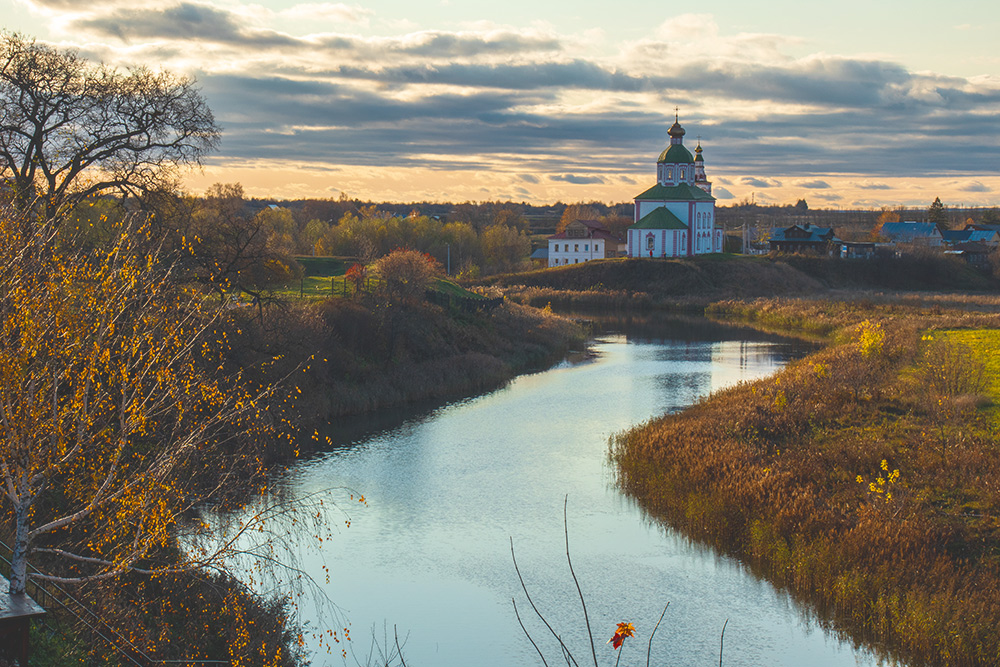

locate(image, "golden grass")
(612, 303), (1000, 667)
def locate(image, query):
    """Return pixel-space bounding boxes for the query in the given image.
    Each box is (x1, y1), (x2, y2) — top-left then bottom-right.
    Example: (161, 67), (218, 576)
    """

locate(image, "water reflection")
(232, 316), (890, 667)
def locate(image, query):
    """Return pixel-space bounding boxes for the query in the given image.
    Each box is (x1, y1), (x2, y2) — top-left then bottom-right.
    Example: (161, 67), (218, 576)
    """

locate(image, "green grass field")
(938, 328), (1000, 407)
(274, 274), (484, 301)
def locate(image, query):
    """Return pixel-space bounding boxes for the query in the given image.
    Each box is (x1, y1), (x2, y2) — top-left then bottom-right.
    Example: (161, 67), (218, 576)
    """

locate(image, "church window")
(680, 169), (686, 179)
(667, 168), (673, 179)
(646, 235), (655, 251)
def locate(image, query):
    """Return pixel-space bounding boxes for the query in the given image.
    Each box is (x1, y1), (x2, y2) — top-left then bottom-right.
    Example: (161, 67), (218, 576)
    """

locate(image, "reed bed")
(611, 309), (1000, 667)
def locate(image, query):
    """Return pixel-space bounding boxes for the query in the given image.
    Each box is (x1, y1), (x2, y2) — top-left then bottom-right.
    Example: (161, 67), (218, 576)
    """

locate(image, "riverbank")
(483, 253), (1000, 311)
(611, 297), (1000, 667)
(219, 295), (586, 465)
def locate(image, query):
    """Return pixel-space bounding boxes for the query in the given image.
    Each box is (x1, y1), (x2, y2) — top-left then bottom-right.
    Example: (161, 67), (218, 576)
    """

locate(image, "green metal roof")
(633, 182), (716, 202)
(657, 144), (694, 164)
(629, 207), (688, 230)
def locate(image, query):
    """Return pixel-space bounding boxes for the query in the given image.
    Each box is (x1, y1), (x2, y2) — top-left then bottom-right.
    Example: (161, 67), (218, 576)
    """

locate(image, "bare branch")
(510, 537), (580, 667)
(564, 496), (598, 667)
(646, 603), (669, 667)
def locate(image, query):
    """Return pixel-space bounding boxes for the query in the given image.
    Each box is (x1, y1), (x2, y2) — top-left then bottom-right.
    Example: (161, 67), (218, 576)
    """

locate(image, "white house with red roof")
(548, 219), (622, 267)
(627, 115), (723, 258)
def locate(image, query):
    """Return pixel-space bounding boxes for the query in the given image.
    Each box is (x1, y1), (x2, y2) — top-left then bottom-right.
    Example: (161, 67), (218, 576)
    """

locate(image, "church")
(628, 115), (723, 258)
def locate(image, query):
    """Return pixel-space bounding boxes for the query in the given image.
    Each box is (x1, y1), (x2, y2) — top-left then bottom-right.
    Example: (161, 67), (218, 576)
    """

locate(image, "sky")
(5, 0), (1000, 208)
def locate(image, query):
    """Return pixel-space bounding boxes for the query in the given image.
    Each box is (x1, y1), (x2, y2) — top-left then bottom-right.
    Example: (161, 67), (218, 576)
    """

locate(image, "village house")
(878, 221), (944, 246)
(768, 223), (840, 254)
(626, 115), (723, 258)
(547, 219), (622, 267)
(941, 228), (1000, 247)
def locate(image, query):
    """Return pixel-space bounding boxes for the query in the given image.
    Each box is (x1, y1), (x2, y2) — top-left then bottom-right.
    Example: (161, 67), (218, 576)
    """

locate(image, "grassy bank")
(222, 294), (585, 465)
(485, 253), (1000, 311)
(611, 300), (1000, 667)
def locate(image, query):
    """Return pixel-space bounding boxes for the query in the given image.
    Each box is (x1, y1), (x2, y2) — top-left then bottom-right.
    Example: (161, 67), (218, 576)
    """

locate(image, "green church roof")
(633, 182), (716, 202)
(657, 144), (694, 164)
(630, 207), (688, 230)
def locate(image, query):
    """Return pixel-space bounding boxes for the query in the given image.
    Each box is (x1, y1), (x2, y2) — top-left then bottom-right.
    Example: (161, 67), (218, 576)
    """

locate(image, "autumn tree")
(0, 33), (219, 219)
(179, 183), (300, 300)
(0, 205), (275, 597)
(598, 214), (633, 239)
(872, 206), (904, 240)
(481, 223), (531, 274)
(371, 248), (443, 304)
(557, 203), (601, 233)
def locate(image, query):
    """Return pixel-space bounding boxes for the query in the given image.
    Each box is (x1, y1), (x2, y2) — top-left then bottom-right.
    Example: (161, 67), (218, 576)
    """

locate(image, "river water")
(230, 316), (892, 667)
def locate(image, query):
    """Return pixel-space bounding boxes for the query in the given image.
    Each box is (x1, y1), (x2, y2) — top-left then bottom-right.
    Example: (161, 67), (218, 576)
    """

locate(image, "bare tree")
(0, 32), (219, 219)
(173, 183), (300, 304)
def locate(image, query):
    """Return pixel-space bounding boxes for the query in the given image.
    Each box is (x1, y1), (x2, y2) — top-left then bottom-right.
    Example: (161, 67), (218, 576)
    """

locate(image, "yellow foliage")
(0, 205), (275, 593)
(854, 319), (885, 358)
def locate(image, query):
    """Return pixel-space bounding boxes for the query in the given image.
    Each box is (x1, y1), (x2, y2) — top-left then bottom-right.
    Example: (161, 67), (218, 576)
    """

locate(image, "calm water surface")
(238, 318), (892, 667)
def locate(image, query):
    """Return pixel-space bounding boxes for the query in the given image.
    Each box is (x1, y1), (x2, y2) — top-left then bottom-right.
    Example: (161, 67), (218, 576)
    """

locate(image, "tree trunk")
(8, 502), (30, 595)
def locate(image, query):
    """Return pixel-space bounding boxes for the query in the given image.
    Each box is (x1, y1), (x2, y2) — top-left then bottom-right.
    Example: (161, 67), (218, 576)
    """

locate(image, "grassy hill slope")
(484, 254), (999, 308)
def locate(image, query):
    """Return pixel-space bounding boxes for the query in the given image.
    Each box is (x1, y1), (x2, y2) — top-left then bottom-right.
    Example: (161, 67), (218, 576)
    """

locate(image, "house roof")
(965, 223), (1000, 233)
(769, 224), (838, 244)
(548, 219), (621, 242)
(879, 221), (942, 242)
(943, 229), (999, 244)
(633, 182), (715, 202)
(630, 207), (688, 230)
(529, 248), (549, 260)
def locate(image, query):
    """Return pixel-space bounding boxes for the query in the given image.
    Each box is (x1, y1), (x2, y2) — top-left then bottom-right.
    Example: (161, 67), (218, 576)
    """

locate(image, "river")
(227, 316), (892, 667)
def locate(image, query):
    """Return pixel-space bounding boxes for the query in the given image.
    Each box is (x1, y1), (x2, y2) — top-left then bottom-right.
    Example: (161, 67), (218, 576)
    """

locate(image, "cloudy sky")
(6, 0), (1000, 207)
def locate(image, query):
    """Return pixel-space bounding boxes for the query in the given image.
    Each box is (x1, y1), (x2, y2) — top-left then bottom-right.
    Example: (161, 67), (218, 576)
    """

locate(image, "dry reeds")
(611, 311), (1000, 667)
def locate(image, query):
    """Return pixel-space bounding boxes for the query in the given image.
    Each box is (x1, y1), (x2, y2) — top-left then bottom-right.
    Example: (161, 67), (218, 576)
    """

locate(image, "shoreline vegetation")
(610, 300), (1000, 667)
(479, 254), (1000, 666)
(226, 294), (586, 467)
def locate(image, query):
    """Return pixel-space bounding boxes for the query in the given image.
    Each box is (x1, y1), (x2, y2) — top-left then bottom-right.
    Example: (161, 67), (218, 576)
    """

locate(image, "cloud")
(549, 174), (607, 185)
(795, 179), (831, 189)
(713, 187), (735, 200)
(73, 2), (297, 46)
(620, 176), (636, 184)
(740, 177), (782, 188)
(518, 174), (539, 184)
(957, 181), (992, 193)
(855, 180), (892, 190)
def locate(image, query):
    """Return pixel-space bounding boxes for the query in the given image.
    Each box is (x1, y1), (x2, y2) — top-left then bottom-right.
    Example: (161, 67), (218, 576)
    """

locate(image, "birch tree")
(0, 204), (273, 596)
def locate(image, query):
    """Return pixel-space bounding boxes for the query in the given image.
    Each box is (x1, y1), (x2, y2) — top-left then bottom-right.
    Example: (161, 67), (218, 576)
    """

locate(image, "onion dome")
(657, 112), (694, 163)
(695, 142), (704, 162)
(657, 144), (694, 163)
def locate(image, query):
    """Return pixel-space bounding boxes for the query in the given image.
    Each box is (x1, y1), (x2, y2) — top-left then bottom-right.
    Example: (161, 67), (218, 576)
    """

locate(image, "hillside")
(482, 254), (1000, 308)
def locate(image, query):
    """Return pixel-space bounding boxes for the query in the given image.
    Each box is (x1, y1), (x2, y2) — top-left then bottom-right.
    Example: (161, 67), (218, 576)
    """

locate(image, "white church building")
(628, 116), (723, 258)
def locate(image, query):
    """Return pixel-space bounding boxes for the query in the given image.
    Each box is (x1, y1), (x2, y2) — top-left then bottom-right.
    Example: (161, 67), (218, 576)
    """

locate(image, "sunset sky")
(6, 0), (1000, 207)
